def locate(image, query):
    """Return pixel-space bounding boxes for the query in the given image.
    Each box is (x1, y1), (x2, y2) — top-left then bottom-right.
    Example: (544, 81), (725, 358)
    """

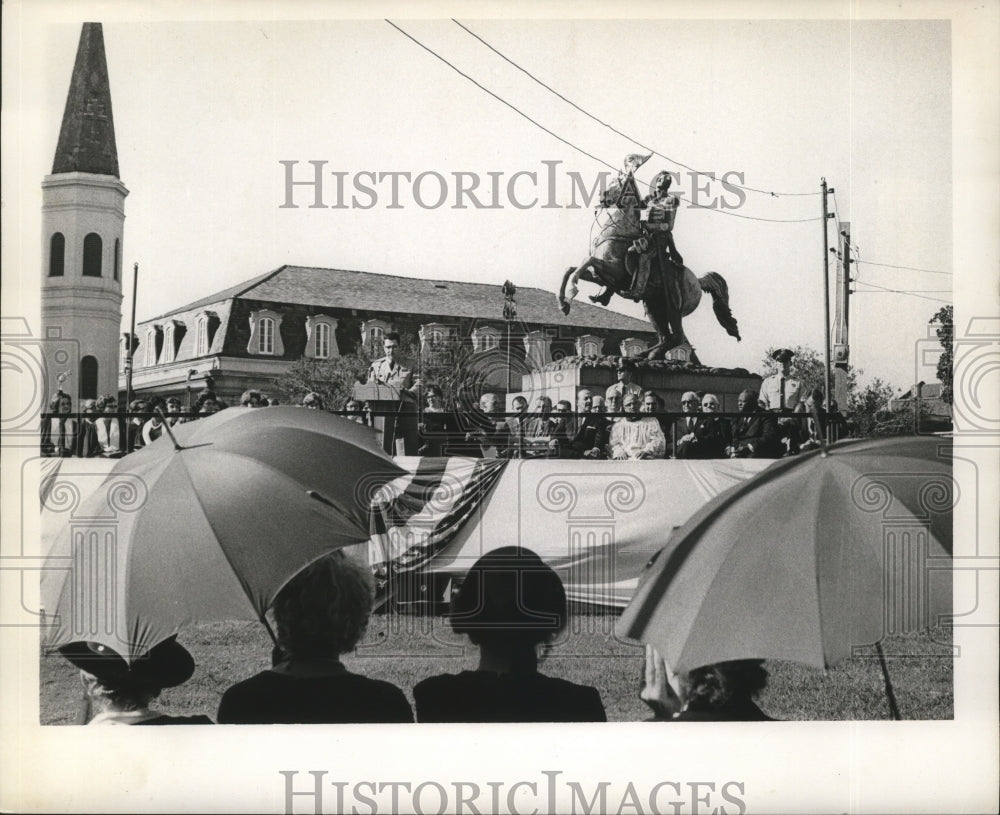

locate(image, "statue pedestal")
(508, 357), (762, 415)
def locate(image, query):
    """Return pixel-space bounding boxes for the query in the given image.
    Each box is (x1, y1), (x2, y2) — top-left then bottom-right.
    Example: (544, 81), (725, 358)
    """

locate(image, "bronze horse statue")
(557, 168), (741, 362)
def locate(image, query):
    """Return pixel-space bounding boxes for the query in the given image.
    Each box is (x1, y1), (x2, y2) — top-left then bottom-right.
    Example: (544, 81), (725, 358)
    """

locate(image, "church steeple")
(52, 23), (119, 177)
(42, 22), (128, 405)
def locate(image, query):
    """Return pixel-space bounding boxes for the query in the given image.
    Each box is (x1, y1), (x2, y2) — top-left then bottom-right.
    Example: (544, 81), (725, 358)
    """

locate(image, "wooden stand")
(352, 383), (418, 456)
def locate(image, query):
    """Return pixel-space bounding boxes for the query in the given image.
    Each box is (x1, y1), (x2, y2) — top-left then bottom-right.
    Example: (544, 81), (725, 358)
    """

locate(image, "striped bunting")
(367, 457), (507, 598)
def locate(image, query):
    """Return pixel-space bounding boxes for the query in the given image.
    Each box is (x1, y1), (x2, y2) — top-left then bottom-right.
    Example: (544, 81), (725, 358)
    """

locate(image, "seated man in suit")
(670, 391), (702, 459)
(691, 393), (731, 459)
(726, 390), (783, 459)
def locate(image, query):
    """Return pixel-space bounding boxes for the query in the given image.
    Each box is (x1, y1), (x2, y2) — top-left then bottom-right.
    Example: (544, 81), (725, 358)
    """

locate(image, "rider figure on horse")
(587, 170), (686, 315)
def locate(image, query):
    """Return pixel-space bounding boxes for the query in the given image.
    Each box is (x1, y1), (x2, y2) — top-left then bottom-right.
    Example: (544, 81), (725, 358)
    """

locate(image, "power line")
(452, 18), (820, 199)
(854, 259), (952, 275)
(388, 21), (822, 224)
(853, 280), (951, 304)
(385, 20), (618, 173)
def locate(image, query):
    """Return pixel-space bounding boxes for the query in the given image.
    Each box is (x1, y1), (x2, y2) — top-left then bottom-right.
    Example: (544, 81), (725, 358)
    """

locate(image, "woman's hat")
(59, 635), (196, 688)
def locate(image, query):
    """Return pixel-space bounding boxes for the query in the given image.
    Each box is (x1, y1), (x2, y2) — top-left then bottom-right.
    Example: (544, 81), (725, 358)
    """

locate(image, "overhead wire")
(388, 20), (823, 224)
(852, 280), (951, 304)
(452, 18), (820, 199)
(854, 259), (952, 276)
(384, 20), (618, 174)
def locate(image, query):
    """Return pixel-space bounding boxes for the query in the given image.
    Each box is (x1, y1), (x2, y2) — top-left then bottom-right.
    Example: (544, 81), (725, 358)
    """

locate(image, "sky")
(8, 9), (956, 392)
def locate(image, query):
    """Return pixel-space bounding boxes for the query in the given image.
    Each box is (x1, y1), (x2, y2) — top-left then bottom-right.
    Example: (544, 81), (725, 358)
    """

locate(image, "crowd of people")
(41, 348), (843, 460)
(58, 546), (774, 724)
(38, 388), (278, 458)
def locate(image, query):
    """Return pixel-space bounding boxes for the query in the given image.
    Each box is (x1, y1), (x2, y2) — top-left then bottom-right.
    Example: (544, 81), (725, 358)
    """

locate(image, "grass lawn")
(40, 614), (954, 724)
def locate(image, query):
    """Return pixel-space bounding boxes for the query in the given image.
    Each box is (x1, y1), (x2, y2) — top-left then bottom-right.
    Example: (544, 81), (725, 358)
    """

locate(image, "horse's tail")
(699, 272), (741, 341)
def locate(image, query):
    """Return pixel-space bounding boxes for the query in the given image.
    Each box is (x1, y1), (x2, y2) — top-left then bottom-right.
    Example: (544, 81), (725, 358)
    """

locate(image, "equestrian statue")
(557, 154), (741, 363)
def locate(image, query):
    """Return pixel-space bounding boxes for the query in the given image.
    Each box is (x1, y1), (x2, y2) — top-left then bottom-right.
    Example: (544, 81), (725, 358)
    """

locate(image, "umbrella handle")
(875, 641), (902, 720)
(156, 407), (184, 451)
(260, 614), (279, 648)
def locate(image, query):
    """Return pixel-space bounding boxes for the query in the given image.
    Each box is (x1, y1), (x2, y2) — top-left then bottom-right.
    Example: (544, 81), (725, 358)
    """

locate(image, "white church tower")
(41, 23), (128, 403)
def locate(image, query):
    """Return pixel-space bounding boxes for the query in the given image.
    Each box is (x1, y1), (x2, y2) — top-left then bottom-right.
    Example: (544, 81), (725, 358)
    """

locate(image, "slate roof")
(146, 265), (655, 333)
(52, 24), (119, 177)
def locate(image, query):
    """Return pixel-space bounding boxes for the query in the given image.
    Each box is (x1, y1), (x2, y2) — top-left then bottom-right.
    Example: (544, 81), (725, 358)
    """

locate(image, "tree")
(759, 346), (896, 437)
(760, 345), (858, 400)
(846, 377), (900, 436)
(273, 336), (493, 411)
(929, 305), (953, 405)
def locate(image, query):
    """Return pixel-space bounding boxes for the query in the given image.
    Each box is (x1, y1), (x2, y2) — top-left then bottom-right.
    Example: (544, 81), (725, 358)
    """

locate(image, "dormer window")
(248, 309), (284, 356)
(195, 310), (219, 356)
(361, 319), (392, 351)
(144, 325), (163, 367)
(306, 315), (339, 360)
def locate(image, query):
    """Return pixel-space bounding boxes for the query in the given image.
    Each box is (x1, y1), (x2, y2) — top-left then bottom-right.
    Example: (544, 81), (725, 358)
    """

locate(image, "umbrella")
(41, 406), (405, 663)
(616, 435), (953, 714)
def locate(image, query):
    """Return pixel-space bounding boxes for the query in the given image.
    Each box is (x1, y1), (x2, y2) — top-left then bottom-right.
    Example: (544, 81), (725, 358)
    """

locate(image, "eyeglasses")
(702, 402), (719, 410)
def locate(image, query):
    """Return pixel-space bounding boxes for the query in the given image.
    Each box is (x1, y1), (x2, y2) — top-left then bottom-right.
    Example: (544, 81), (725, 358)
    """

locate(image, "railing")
(39, 408), (847, 459)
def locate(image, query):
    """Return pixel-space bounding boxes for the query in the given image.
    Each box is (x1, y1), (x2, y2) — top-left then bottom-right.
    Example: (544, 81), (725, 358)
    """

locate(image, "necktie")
(687, 418), (694, 431)
(779, 377), (786, 410)
(57, 420), (64, 452)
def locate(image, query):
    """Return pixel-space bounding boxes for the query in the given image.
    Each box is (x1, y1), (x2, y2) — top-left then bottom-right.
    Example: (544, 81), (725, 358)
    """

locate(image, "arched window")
(113, 239), (121, 282)
(49, 233), (65, 277)
(82, 233), (102, 277)
(369, 326), (384, 347)
(305, 315), (338, 360)
(259, 317), (275, 355)
(196, 316), (209, 356)
(144, 326), (163, 367)
(248, 309), (284, 356)
(80, 356), (98, 400)
(315, 322), (330, 359)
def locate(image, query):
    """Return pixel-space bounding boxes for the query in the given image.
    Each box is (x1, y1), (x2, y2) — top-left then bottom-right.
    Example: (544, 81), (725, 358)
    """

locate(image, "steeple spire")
(52, 23), (119, 177)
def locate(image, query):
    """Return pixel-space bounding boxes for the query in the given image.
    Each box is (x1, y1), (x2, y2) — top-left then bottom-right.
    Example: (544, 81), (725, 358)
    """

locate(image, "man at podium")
(365, 332), (421, 455)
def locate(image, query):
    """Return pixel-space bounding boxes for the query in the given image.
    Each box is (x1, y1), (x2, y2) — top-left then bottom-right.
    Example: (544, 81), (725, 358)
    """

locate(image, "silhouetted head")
(450, 547), (566, 648)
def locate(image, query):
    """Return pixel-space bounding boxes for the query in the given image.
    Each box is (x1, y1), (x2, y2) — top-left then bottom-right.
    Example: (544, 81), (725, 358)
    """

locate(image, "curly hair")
(682, 660), (769, 710)
(48, 390), (72, 412)
(273, 551), (375, 659)
(96, 394), (118, 412)
(450, 546), (566, 647)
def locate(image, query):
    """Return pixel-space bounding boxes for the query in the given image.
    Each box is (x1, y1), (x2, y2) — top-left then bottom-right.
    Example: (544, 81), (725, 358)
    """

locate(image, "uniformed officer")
(759, 348), (802, 455)
(366, 332), (421, 454)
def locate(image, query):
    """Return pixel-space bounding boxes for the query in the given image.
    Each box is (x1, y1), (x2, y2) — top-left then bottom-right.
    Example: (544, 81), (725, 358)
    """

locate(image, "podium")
(352, 382), (418, 455)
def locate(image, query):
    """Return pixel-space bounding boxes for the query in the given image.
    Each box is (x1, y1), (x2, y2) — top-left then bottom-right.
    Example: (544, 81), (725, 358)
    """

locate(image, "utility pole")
(502, 281), (517, 394)
(125, 262), (139, 408)
(821, 179), (834, 434)
(833, 222), (852, 411)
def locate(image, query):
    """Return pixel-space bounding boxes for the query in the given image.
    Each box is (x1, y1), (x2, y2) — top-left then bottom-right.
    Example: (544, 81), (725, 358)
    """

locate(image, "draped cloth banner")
(39, 456), (772, 611)
(368, 457), (772, 607)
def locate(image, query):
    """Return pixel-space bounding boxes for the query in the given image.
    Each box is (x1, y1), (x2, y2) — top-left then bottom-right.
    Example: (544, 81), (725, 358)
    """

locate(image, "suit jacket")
(671, 414), (701, 459)
(730, 412), (782, 458)
(572, 415), (610, 458)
